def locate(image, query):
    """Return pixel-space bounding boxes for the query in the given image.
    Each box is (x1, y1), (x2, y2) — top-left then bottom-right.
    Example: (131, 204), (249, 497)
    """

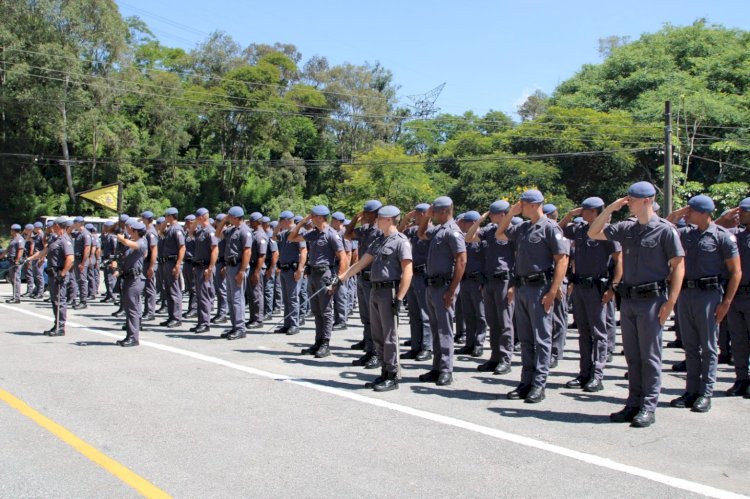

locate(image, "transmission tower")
(406, 82), (446, 119)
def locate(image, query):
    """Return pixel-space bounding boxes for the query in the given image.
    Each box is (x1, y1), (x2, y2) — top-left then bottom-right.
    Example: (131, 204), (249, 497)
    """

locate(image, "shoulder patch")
(453, 231), (461, 238)
(555, 233), (562, 240)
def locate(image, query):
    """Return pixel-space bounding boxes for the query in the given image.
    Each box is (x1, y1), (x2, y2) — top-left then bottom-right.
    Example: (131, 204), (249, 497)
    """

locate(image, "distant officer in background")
(100, 221), (117, 302)
(71, 216), (92, 309)
(416, 196), (467, 386)
(330, 211), (351, 330)
(261, 216), (278, 319)
(293, 215), (310, 321)
(399, 203), (433, 362)
(155, 216), (168, 314)
(5, 224), (25, 303)
(543, 203), (568, 368)
(21, 224), (35, 298)
(28, 222), (45, 298)
(667, 195), (740, 413)
(141, 211), (159, 322)
(86, 224), (101, 300)
(183, 214), (198, 319)
(212, 214), (229, 325)
(160, 207), (186, 328)
(495, 190), (570, 404)
(465, 200), (516, 375)
(191, 207), (219, 334)
(456, 210), (487, 358)
(589, 181), (685, 428)
(246, 212), (268, 329)
(219, 207), (252, 340)
(273, 210), (307, 335)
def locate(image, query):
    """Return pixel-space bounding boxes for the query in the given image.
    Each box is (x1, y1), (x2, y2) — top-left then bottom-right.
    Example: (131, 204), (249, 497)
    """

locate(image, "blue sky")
(116, 0), (750, 119)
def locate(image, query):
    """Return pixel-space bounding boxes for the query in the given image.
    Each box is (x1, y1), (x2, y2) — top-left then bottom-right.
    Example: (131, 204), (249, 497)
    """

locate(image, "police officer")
(28, 217), (74, 335)
(337, 206), (413, 391)
(399, 203), (433, 361)
(71, 216), (92, 309)
(190, 208), (219, 334)
(293, 215), (310, 320)
(494, 190), (570, 403)
(85, 224), (100, 301)
(141, 211), (159, 322)
(543, 204), (569, 367)
(261, 216), (278, 319)
(155, 216), (168, 314)
(29, 222), (45, 298)
(246, 212), (267, 329)
(465, 200), (516, 375)
(345, 200), (383, 367)
(100, 221), (117, 302)
(288, 206), (346, 358)
(559, 197), (623, 392)
(330, 211), (351, 330)
(183, 214), (198, 319)
(114, 221), (148, 347)
(160, 207), (186, 328)
(5, 224), (25, 303)
(212, 214), (229, 325)
(456, 210), (487, 358)
(218, 207), (252, 340)
(416, 196), (467, 386)
(589, 181), (685, 428)
(666, 195), (740, 412)
(21, 224), (35, 298)
(272, 210), (307, 335)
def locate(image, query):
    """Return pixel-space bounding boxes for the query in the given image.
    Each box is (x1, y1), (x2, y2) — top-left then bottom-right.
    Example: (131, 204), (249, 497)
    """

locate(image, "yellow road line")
(0, 387), (171, 499)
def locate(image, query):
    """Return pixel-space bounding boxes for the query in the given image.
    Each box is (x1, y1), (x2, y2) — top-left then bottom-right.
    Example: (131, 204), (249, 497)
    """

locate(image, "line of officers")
(12, 180), (750, 428)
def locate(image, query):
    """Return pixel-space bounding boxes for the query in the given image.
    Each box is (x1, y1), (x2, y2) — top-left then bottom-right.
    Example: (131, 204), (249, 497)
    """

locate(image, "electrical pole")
(664, 100), (673, 215)
(117, 181), (124, 214)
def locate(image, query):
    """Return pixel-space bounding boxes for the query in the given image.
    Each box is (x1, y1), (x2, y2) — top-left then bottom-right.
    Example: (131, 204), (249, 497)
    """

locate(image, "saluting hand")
(509, 201), (522, 216)
(567, 207), (583, 217)
(610, 197), (629, 212)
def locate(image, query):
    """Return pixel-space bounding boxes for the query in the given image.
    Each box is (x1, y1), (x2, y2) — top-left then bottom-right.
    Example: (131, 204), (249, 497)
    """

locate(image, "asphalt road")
(1, 282), (748, 498)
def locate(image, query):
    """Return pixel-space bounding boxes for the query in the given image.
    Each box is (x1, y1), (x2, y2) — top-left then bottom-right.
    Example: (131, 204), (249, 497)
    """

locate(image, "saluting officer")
(100, 221), (117, 302)
(247, 212), (268, 329)
(272, 210), (307, 335)
(86, 224), (100, 301)
(288, 205), (346, 358)
(399, 203), (433, 362)
(71, 216), (92, 309)
(417, 196), (467, 387)
(456, 210), (487, 358)
(161, 207), (186, 328)
(219, 207), (252, 340)
(465, 200), (516, 375)
(337, 206), (413, 391)
(114, 221), (148, 347)
(183, 214), (198, 319)
(5, 224), (25, 303)
(666, 195), (741, 413)
(191, 208), (219, 334)
(589, 181), (685, 428)
(559, 197), (623, 392)
(494, 190), (570, 403)
(211, 214), (229, 325)
(141, 211), (159, 322)
(345, 200), (383, 367)
(330, 211), (351, 330)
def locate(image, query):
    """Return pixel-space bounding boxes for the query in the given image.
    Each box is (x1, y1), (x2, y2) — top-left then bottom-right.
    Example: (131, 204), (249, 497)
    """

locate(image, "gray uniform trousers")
(280, 269), (302, 329)
(226, 265), (247, 333)
(606, 299), (617, 355)
(67, 262), (79, 302)
(74, 261), (89, 303)
(357, 278), (374, 351)
(678, 288), (721, 397)
(273, 272), (282, 311)
(32, 260), (44, 295)
(143, 264), (157, 316)
(483, 278), (515, 364)
(406, 273), (433, 352)
(459, 278), (487, 348)
(247, 271), (264, 323)
(194, 265), (215, 327)
(334, 277), (349, 324)
(571, 285), (609, 381)
(48, 271), (68, 327)
(348, 276), (358, 312)
(164, 260), (183, 320)
(214, 261), (228, 317)
(300, 275), (310, 315)
(551, 281), (568, 361)
(156, 264), (165, 303)
(183, 263), (196, 314)
(264, 269), (275, 316)
(310, 270), (334, 341)
(620, 295), (666, 412)
(87, 263), (99, 299)
(370, 287), (400, 375)
(515, 283), (553, 387)
(426, 283), (456, 373)
(455, 294), (465, 336)
(24, 261), (34, 294)
(122, 276), (144, 341)
(727, 294), (750, 381)
(10, 265), (21, 300)
(103, 265), (117, 297)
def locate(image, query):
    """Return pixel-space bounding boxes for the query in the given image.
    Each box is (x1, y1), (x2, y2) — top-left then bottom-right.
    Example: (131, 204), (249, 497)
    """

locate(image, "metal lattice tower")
(406, 82), (446, 119)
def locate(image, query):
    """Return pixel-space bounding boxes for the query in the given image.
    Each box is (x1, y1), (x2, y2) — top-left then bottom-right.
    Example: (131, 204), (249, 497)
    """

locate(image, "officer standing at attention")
(246, 212), (267, 329)
(293, 215), (310, 320)
(182, 214), (198, 319)
(5, 224), (25, 303)
(558, 197), (623, 392)
(86, 224), (100, 301)
(114, 221), (148, 347)
(141, 211), (159, 322)
(336, 206), (413, 391)
(330, 211), (351, 330)
(272, 210), (307, 335)
(588, 181), (685, 428)
(261, 216), (278, 320)
(399, 203), (434, 362)
(666, 195), (741, 412)
(71, 216), (92, 309)
(288, 205), (346, 358)
(28, 222), (45, 298)
(465, 200), (516, 375)
(218, 207), (252, 340)
(155, 216), (168, 314)
(345, 200), (383, 367)
(28, 217), (74, 335)
(543, 204), (568, 367)
(21, 224), (35, 298)
(494, 190), (570, 403)
(212, 214), (229, 325)
(100, 221), (117, 302)
(455, 210), (487, 358)
(190, 208), (219, 334)
(417, 196), (467, 386)
(160, 207), (186, 328)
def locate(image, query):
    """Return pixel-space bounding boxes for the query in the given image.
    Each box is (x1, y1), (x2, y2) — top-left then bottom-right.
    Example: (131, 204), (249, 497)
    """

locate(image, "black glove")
(328, 275), (341, 288)
(392, 298), (402, 316)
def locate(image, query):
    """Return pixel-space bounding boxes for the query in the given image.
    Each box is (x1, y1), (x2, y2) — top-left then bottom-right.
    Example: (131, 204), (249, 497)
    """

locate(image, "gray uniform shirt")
(251, 229), (268, 264)
(505, 216), (569, 277)
(163, 224), (185, 257)
(145, 226), (158, 262)
(404, 225), (430, 268)
(225, 223), (252, 260)
(678, 223), (738, 280)
(366, 232), (413, 282)
(731, 226), (750, 285)
(8, 234), (24, 260)
(74, 229), (92, 259)
(479, 223), (515, 274)
(194, 225), (218, 262)
(123, 238), (147, 273)
(303, 226), (344, 267)
(47, 234), (73, 268)
(604, 215), (684, 286)
(564, 222), (620, 278)
(278, 229), (306, 264)
(425, 219), (466, 277)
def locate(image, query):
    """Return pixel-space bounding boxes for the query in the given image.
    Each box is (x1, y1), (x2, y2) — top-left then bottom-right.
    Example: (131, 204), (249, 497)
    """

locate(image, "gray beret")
(489, 200), (510, 214)
(433, 196), (453, 208)
(581, 197), (605, 209)
(228, 206), (244, 218)
(378, 205), (400, 218)
(463, 210), (481, 222)
(195, 208), (208, 217)
(311, 205), (330, 216)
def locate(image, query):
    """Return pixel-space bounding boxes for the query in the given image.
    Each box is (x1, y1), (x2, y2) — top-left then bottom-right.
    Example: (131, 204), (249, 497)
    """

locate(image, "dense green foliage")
(1, 4), (748, 230)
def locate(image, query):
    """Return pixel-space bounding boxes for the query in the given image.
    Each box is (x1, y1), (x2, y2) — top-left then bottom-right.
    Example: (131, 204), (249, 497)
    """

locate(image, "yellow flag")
(78, 183), (119, 211)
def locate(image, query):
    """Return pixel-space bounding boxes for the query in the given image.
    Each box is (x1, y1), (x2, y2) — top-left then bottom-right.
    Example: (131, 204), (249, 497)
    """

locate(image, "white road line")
(1, 303), (746, 499)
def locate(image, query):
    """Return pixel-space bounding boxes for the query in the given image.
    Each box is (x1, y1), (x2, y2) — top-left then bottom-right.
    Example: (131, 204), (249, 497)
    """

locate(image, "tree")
(517, 90), (550, 122)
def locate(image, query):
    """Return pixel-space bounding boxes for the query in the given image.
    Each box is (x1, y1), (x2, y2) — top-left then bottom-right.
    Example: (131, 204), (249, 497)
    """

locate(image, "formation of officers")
(8, 180), (750, 428)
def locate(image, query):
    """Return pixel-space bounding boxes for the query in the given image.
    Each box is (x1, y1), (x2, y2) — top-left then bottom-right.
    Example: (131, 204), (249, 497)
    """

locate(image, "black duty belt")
(515, 270), (552, 287)
(192, 260), (210, 267)
(620, 281), (667, 299)
(736, 284), (750, 295)
(462, 271), (485, 283)
(122, 268), (142, 279)
(46, 266), (64, 274)
(490, 270), (512, 281)
(413, 264), (427, 274)
(310, 265), (333, 275)
(682, 276), (722, 291)
(226, 255), (240, 267)
(570, 274), (609, 289)
(217, 257), (225, 265)
(279, 262), (298, 271)
(158, 255), (178, 263)
(184, 257), (193, 263)
(372, 280), (399, 290)
(426, 274), (452, 287)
